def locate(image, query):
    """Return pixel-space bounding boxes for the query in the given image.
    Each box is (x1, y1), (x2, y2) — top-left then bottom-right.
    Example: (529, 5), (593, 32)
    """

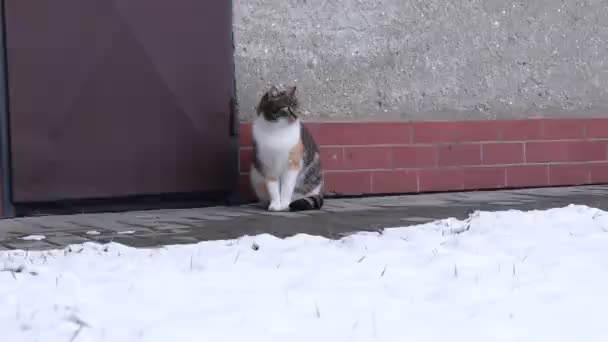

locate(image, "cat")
(249, 85), (324, 212)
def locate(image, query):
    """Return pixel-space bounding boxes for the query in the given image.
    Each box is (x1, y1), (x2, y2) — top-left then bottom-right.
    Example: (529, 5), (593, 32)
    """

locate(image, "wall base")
(239, 118), (608, 200)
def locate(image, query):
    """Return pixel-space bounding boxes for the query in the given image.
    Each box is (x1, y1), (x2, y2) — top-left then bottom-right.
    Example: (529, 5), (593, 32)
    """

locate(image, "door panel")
(5, 0), (236, 202)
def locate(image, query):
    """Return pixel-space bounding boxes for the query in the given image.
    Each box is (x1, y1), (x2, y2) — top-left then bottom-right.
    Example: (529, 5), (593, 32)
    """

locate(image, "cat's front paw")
(268, 200), (283, 211)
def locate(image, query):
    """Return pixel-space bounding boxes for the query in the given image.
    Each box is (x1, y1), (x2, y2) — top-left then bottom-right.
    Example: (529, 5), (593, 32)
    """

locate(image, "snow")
(2, 205), (608, 342)
(20, 235), (45, 241)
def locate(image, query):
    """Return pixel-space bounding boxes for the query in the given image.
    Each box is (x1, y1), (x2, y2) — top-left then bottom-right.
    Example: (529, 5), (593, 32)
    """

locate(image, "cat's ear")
(256, 92), (268, 115)
(268, 85), (279, 97)
(286, 85), (297, 98)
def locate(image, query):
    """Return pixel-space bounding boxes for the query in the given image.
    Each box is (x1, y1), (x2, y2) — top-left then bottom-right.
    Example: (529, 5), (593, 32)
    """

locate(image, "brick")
(585, 119), (608, 139)
(589, 163), (608, 184)
(526, 141), (607, 163)
(567, 141), (608, 162)
(418, 169), (464, 192)
(506, 165), (549, 187)
(438, 144), (481, 167)
(239, 123), (253, 147)
(392, 146), (438, 168)
(239, 149), (253, 173)
(525, 141), (568, 163)
(541, 119), (585, 140)
(310, 122), (411, 146)
(361, 122), (411, 145)
(463, 167), (506, 190)
(497, 120), (543, 141)
(412, 121), (499, 143)
(343, 146), (392, 170)
(482, 143), (524, 165)
(320, 147), (344, 170)
(371, 170), (418, 193)
(548, 164), (590, 186)
(238, 174), (255, 201)
(324, 171), (372, 195)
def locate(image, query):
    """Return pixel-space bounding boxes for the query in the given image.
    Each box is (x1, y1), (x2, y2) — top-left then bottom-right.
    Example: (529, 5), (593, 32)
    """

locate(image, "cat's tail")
(289, 195), (324, 211)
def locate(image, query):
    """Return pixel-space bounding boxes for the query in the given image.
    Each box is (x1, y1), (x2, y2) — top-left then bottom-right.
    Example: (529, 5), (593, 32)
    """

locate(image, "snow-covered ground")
(2, 205), (608, 342)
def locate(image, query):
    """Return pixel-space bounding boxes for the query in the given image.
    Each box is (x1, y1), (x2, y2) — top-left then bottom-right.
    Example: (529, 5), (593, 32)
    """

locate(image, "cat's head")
(256, 85), (299, 123)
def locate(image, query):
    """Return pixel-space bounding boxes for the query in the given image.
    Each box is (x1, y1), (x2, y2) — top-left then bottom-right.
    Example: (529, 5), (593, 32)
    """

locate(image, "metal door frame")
(0, 0), (14, 217)
(0, 0), (241, 218)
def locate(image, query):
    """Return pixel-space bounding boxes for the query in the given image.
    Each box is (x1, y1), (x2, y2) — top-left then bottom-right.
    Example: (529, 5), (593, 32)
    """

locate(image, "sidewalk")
(1, 185), (606, 250)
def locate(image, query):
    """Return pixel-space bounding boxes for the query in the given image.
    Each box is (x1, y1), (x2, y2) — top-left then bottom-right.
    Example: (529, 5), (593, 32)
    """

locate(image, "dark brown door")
(5, 1), (237, 202)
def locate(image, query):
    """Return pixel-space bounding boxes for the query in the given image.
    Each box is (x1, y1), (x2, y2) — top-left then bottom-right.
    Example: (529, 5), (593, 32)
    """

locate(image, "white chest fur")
(252, 117), (301, 176)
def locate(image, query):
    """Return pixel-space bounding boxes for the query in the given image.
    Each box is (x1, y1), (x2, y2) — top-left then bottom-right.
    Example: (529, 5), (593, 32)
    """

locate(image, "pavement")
(1, 185), (607, 250)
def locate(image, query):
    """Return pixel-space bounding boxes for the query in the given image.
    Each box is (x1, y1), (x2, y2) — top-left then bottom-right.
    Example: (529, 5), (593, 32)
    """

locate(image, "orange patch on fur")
(289, 139), (304, 170)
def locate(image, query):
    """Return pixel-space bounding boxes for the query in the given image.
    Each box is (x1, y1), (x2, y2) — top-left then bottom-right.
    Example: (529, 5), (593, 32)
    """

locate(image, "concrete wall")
(233, 0), (608, 121)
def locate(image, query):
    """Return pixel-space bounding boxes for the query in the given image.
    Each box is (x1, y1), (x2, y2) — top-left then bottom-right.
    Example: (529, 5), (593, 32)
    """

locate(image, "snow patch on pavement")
(20, 235), (45, 241)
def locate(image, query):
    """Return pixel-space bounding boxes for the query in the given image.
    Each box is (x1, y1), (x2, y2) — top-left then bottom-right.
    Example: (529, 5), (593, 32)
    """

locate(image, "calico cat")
(250, 85), (324, 211)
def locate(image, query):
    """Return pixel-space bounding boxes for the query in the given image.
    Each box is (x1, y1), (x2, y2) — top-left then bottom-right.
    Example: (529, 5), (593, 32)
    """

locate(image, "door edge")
(226, 4), (241, 206)
(0, 0), (15, 218)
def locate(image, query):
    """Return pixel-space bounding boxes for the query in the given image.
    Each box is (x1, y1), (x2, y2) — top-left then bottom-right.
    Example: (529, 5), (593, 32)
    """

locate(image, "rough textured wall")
(234, 0), (608, 121)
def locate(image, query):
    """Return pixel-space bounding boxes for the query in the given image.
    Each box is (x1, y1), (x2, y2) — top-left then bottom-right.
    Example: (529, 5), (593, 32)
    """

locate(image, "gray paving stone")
(237, 208), (312, 218)
(175, 213), (232, 221)
(127, 228), (192, 237)
(0, 219), (52, 236)
(196, 208), (253, 217)
(113, 219), (188, 231)
(322, 202), (378, 212)
(259, 211), (310, 218)
(0, 185), (607, 250)
(404, 216), (435, 223)
(116, 213), (204, 229)
(4, 239), (60, 250)
(511, 188), (570, 197)
(113, 235), (200, 248)
(151, 208), (246, 219)
(370, 197), (452, 207)
(65, 216), (142, 232)
(17, 216), (93, 232)
(110, 237), (163, 248)
(46, 234), (93, 246)
(494, 201), (524, 205)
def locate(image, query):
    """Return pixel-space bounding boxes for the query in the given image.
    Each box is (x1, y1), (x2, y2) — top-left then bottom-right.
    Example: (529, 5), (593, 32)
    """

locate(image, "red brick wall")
(238, 118), (608, 200)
